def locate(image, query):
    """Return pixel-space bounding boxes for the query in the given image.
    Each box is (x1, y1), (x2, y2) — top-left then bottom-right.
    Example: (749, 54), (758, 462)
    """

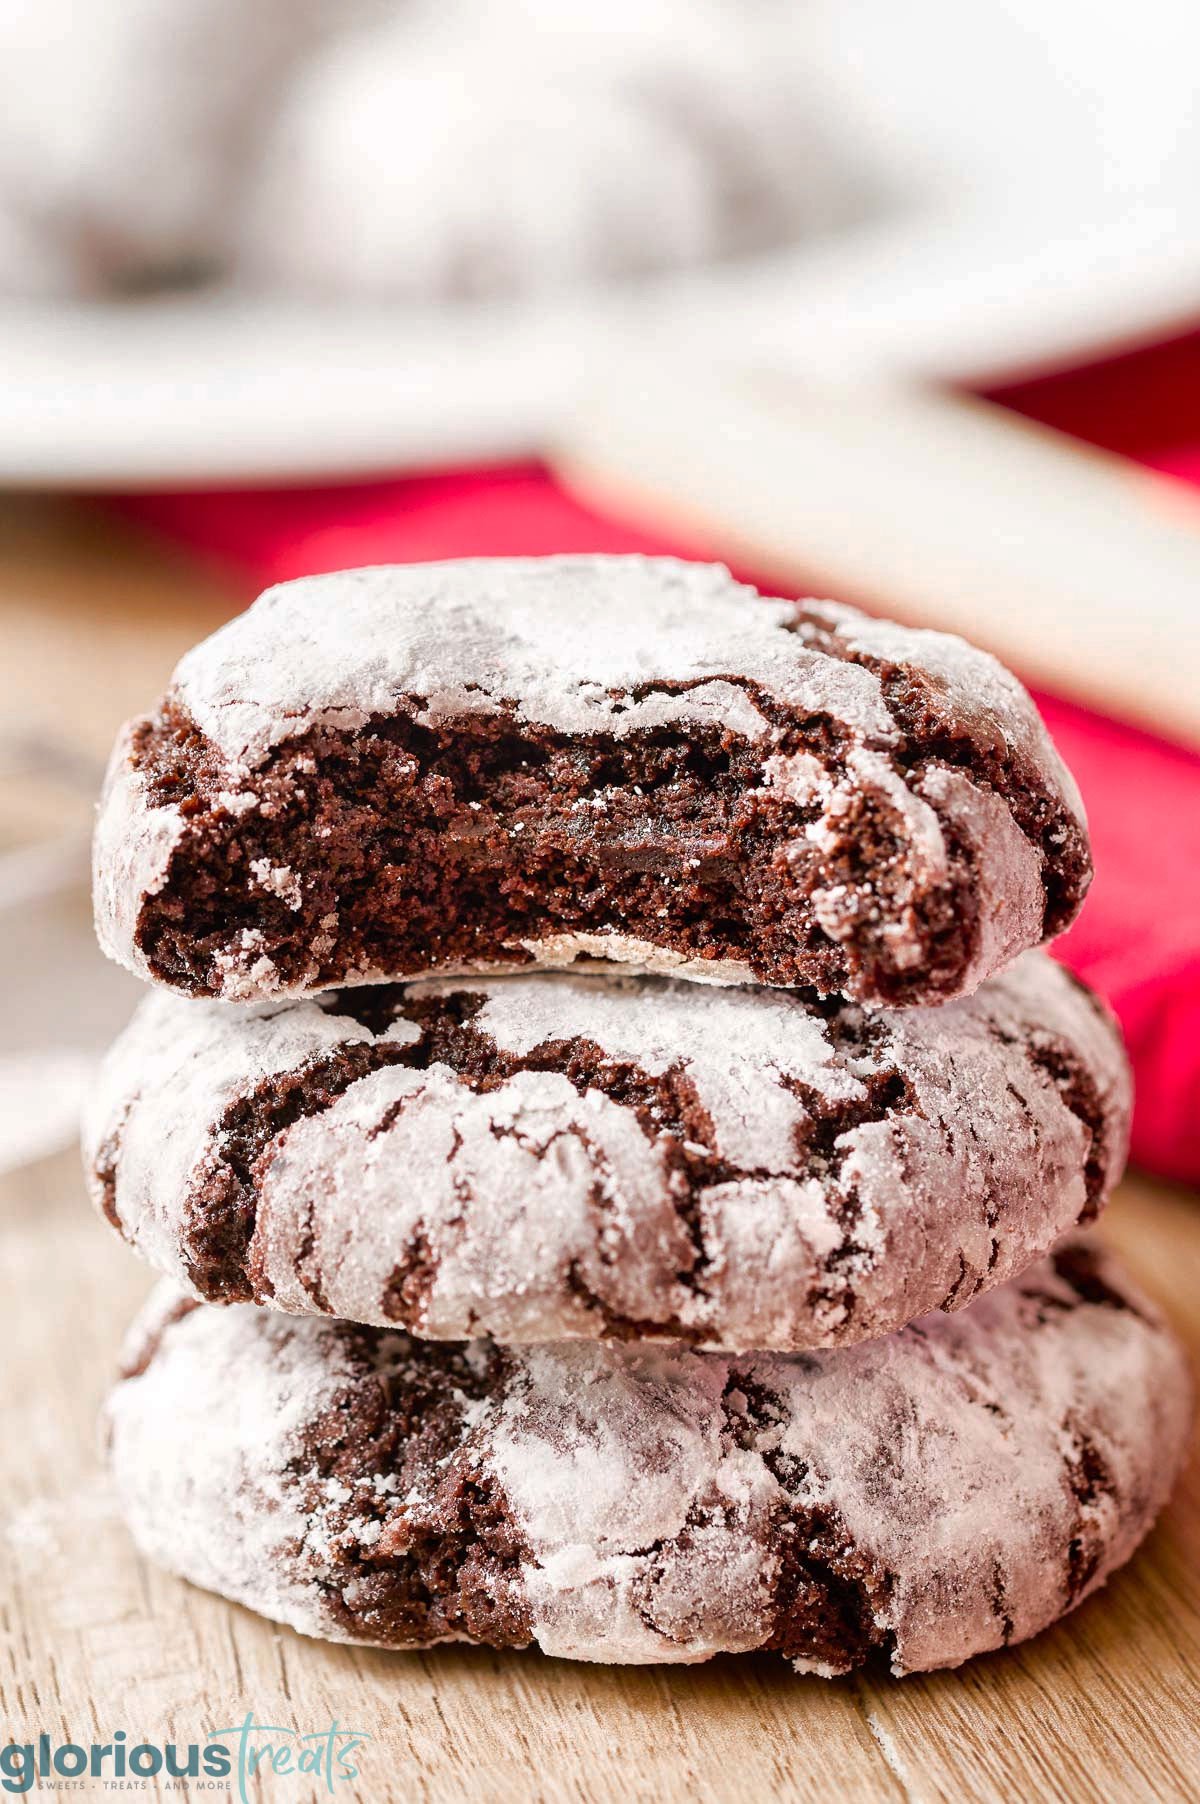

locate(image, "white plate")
(1, 0), (1198, 487)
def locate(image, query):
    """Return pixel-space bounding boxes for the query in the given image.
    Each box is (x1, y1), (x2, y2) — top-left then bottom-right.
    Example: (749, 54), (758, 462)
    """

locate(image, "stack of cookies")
(86, 556), (1189, 1677)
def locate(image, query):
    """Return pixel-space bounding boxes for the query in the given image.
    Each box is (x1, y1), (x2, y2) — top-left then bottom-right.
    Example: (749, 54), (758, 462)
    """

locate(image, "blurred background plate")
(1, 0), (1198, 487)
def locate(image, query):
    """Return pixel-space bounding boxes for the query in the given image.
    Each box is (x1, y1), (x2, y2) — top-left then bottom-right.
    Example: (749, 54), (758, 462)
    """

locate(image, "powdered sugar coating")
(93, 555), (1089, 1006)
(104, 1244), (1192, 1673)
(85, 952), (1131, 1351)
(164, 558), (1060, 769)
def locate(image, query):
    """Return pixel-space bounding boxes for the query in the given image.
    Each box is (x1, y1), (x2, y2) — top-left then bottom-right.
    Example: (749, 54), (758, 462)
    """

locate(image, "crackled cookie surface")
(104, 1243), (1189, 1674)
(85, 953), (1129, 1351)
(93, 557), (1090, 1007)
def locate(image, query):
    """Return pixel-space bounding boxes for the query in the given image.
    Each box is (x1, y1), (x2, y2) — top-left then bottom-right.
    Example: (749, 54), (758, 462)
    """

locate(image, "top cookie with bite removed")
(92, 555), (1090, 1006)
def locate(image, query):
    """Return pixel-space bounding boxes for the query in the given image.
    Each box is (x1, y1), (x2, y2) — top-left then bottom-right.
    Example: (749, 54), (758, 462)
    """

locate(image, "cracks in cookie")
(993, 1017), (1115, 1222)
(718, 1365), (897, 1674)
(1005, 1078), (1035, 1119)
(161, 975), (1112, 1350)
(118, 1294), (202, 1380)
(1062, 1419), (1117, 1604)
(989, 1557), (1015, 1646)
(781, 610), (1090, 934)
(190, 1038), (418, 1301)
(92, 1116), (132, 1238)
(1020, 1242), (1140, 1327)
(620, 1494), (763, 1651)
(722, 1372), (813, 1491)
(782, 1065), (913, 1177)
(783, 1059), (917, 1327)
(278, 1334), (535, 1650)
(482, 1108), (717, 1340)
(413, 1007), (922, 1326)
(170, 978), (929, 1335)
(823, 638), (1090, 938)
(291, 1192), (333, 1314)
(601, 1372), (896, 1674)
(1026, 1037), (1112, 1220)
(1064, 1427), (1114, 1512)
(559, 1258), (706, 1345)
(1050, 1243), (1141, 1318)
(941, 1254), (973, 1312)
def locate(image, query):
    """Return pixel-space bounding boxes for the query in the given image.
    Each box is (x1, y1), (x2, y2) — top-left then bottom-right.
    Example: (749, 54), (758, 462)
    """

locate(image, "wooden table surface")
(1, 503), (1198, 1804)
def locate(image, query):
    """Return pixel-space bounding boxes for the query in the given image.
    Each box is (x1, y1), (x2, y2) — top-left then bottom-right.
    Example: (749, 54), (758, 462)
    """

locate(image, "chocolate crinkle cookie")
(92, 557), (1091, 1008)
(104, 1242), (1190, 1676)
(83, 952), (1129, 1353)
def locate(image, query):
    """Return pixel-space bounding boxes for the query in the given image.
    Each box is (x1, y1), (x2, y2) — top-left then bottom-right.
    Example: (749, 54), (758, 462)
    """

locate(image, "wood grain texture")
(1, 1152), (1197, 1804)
(1, 501), (1198, 1803)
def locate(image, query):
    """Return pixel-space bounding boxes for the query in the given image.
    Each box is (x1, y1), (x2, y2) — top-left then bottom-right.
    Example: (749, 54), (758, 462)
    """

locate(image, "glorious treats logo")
(1, 1715), (370, 1799)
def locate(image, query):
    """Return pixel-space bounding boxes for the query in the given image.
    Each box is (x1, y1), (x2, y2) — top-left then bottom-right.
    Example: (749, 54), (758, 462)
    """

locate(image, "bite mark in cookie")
(92, 557), (1091, 1006)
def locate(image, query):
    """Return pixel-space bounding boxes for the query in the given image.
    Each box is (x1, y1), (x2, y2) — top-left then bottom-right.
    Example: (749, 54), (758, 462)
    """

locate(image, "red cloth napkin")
(116, 333), (1200, 1185)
